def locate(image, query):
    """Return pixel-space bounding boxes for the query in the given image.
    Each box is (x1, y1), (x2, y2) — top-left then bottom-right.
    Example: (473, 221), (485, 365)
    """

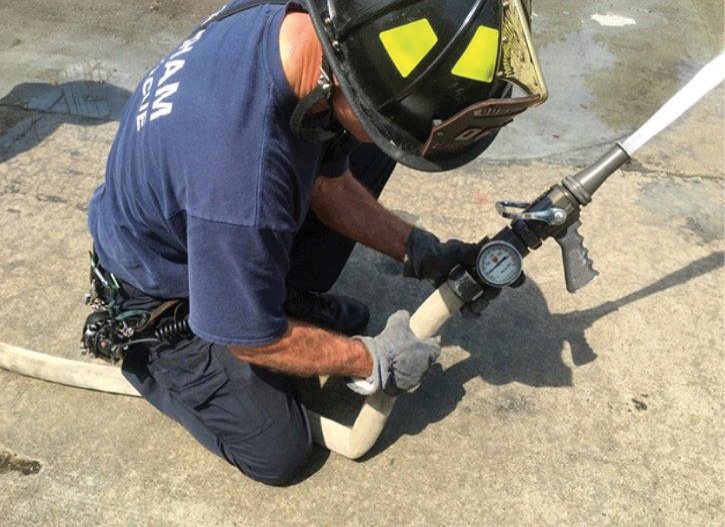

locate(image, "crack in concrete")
(0, 102), (113, 124)
(0, 187), (88, 212)
(621, 168), (723, 182)
(482, 155), (722, 182)
(620, 159), (724, 181)
(0, 101), (720, 185)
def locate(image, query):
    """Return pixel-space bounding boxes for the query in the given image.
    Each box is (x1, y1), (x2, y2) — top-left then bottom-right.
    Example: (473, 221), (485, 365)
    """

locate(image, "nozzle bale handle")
(555, 220), (599, 293)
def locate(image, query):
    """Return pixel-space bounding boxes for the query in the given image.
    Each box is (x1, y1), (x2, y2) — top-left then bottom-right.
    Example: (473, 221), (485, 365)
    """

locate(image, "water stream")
(622, 52), (725, 155)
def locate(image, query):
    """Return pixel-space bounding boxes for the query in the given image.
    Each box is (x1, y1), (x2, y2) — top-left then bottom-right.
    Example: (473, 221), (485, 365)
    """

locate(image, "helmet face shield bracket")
(499, 0), (548, 104)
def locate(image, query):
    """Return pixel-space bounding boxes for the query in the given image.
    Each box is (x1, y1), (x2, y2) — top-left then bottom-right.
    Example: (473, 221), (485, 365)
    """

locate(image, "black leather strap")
(289, 58), (340, 143)
(289, 88), (339, 143)
(192, 2), (348, 156)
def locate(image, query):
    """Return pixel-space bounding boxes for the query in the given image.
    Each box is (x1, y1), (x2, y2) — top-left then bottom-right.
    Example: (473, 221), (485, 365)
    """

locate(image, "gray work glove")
(404, 227), (480, 287)
(347, 310), (441, 396)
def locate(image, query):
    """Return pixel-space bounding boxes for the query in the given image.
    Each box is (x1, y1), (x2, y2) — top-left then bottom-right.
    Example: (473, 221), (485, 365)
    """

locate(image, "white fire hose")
(0, 283), (461, 460)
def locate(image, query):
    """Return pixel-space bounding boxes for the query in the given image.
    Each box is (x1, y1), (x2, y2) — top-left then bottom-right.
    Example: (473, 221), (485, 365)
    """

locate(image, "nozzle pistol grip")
(555, 220), (599, 293)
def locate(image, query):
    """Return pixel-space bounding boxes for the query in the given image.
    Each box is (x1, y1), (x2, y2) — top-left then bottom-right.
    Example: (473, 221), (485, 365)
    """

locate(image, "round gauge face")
(476, 241), (523, 288)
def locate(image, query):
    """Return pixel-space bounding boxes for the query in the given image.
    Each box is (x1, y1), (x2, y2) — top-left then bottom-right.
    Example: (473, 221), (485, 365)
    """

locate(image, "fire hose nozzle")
(563, 144), (631, 205)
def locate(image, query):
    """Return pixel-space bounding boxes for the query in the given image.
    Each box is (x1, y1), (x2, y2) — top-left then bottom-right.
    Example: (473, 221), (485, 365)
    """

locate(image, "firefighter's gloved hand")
(403, 227), (480, 287)
(347, 310), (440, 396)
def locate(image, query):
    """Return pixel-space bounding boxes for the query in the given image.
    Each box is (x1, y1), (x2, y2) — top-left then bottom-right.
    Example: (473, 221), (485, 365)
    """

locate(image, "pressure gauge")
(476, 241), (524, 288)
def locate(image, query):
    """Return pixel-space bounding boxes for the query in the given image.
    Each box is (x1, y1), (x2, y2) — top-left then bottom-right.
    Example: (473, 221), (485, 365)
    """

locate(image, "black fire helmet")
(305, 0), (548, 172)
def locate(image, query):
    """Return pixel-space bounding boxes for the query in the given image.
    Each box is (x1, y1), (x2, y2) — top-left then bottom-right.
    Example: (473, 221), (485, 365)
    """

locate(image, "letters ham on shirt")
(135, 29), (207, 132)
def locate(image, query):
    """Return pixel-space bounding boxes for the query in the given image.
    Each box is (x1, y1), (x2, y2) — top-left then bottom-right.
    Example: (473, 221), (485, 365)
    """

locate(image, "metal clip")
(317, 61), (334, 99)
(495, 200), (568, 226)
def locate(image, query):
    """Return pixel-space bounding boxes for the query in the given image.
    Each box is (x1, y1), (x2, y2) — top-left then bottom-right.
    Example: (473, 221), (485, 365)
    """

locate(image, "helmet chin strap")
(290, 58), (341, 143)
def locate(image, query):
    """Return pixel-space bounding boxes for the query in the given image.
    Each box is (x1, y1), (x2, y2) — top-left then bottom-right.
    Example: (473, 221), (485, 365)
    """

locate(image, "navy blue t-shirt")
(88, 2), (347, 346)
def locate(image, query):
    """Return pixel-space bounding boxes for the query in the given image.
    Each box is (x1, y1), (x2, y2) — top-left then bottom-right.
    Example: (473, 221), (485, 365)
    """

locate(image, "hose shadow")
(0, 81), (131, 163)
(364, 251), (724, 458)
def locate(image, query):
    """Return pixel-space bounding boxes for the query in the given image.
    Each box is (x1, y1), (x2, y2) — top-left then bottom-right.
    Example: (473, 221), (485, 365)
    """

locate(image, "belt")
(82, 250), (193, 362)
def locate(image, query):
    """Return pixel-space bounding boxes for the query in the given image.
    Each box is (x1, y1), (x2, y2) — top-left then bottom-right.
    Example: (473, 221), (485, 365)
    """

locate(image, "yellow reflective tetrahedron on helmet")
(379, 19), (439, 78)
(451, 26), (501, 83)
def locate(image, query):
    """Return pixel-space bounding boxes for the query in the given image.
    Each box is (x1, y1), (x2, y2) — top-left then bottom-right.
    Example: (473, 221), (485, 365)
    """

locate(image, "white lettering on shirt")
(158, 60), (185, 87)
(136, 102), (149, 130)
(135, 67), (158, 131)
(149, 83), (180, 121)
(135, 30), (206, 131)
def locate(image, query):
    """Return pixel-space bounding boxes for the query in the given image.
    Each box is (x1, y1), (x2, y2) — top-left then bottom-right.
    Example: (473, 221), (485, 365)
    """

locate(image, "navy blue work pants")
(121, 144), (395, 485)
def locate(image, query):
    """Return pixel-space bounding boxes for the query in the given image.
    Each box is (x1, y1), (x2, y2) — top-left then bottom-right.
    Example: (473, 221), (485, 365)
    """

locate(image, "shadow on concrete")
(288, 445), (331, 486)
(364, 251), (724, 458)
(0, 81), (131, 163)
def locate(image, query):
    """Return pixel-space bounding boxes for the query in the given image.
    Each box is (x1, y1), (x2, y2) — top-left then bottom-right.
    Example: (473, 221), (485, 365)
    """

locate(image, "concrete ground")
(1, 1), (723, 525)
